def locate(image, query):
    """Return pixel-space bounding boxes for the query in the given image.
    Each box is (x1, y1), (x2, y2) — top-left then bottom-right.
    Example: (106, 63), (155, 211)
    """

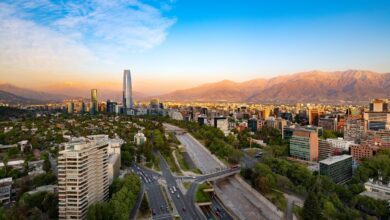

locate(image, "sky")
(1, 0), (390, 95)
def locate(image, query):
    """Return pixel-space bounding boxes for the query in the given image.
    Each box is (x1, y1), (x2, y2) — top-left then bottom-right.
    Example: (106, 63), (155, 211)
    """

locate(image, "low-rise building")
(361, 178), (390, 204)
(319, 155), (352, 184)
(134, 132), (147, 145)
(0, 177), (12, 205)
(326, 137), (354, 151)
(27, 185), (58, 195)
(350, 144), (377, 162)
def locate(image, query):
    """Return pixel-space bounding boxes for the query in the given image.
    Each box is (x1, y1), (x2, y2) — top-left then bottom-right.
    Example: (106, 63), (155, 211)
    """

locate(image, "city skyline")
(1, 0), (390, 94)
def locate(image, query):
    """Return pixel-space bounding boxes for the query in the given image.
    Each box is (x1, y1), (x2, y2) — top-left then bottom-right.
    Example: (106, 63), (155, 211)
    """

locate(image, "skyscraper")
(90, 89), (98, 114)
(123, 70), (133, 109)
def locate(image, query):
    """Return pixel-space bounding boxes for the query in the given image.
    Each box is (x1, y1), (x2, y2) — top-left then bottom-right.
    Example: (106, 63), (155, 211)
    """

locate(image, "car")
(151, 209), (156, 215)
(182, 207), (186, 212)
(172, 186), (176, 192)
(176, 194), (180, 199)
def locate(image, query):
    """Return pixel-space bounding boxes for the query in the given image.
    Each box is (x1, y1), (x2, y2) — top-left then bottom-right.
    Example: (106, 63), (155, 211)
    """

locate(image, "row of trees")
(87, 173), (141, 220)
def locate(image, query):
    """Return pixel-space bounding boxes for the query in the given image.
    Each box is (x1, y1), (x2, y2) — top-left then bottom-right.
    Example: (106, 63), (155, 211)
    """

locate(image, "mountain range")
(1, 70), (390, 104)
(0, 90), (44, 105)
(159, 70), (390, 103)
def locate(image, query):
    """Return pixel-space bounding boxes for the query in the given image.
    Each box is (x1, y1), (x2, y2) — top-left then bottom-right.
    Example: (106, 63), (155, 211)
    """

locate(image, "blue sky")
(1, 0), (390, 94)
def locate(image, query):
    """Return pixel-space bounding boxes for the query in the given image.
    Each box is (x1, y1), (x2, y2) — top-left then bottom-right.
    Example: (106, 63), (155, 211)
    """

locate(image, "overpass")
(177, 167), (240, 183)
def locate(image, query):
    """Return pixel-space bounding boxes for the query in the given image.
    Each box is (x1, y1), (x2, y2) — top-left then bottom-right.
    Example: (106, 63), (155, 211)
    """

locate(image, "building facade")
(289, 129), (319, 161)
(319, 155), (352, 184)
(0, 177), (12, 205)
(123, 69), (133, 110)
(58, 139), (109, 219)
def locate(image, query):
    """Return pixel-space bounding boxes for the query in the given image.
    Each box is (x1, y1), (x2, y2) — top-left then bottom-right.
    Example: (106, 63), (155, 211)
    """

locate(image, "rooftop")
(320, 154), (352, 165)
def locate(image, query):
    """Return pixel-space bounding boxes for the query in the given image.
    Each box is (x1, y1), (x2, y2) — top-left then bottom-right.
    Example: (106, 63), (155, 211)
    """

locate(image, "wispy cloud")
(0, 0), (176, 76)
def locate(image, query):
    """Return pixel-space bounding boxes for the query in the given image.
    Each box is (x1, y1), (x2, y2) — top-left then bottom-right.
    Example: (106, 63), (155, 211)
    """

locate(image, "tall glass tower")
(123, 70), (133, 109)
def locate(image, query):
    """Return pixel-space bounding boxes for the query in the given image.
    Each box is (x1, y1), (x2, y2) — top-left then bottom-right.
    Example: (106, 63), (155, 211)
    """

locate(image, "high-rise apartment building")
(289, 128), (319, 161)
(123, 70), (133, 110)
(90, 89), (98, 114)
(58, 139), (109, 219)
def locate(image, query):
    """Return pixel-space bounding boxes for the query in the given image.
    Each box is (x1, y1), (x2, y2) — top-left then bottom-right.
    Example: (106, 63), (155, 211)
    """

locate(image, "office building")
(123, 69), (133, 110)
(73, 100), (86, 113)
(318, 139), (333, 160)
(0, 177), (12, 204)
(198, 115), (207, 126)
(365, 130), (390, 147)
(289, 128), (319, 161)
(283, 125), (295, 140)
(66, 101), (74, 114)
(318, 116), (338, 131)
(106, 100), (117, 113)
(90, 89), (98, 114)
(308, 108), (322, 126)
(319, 155), (352, 184)
(364, 99), (390, 131)
(248, 118), (258, 132)
(344, 119), (365, 143)
(58, 138), (109, 219)
(150, 99), (160, 109)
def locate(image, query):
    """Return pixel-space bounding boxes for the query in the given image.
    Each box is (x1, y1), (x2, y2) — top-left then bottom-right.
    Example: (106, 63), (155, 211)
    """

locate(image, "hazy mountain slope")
(160, 70), (390, 103)
(0, 84), (69, 101)
(159, 79), (267, 102)
(0, 90), (44, 104)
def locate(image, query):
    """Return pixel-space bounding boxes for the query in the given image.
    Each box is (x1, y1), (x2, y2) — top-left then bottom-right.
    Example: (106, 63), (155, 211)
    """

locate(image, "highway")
(158, 152), (206, 220)
(132, 165), (172, 220)
(164, 123), (283, 220)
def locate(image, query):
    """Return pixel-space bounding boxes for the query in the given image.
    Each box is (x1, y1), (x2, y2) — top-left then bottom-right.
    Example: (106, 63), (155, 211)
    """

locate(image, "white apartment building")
(361, 178), (390, 205)
(0, 177), (12, 204)
(213, 116), (229, 135)
(134, 132), (147, 146)
(326, 137), (355, 151)
(58, 139), (109, 220)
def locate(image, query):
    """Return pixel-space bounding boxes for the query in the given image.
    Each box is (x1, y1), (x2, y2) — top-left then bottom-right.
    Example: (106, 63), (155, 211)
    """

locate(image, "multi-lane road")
(131, 165), (172, 220)
(158, 152), (206, 220)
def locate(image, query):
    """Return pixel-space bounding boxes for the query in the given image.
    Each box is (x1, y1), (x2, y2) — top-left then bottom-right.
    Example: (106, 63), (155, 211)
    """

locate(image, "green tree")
(139, 194), (149, 214)
(43, 155), (51, 173)
(302, 191), (322, 220)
